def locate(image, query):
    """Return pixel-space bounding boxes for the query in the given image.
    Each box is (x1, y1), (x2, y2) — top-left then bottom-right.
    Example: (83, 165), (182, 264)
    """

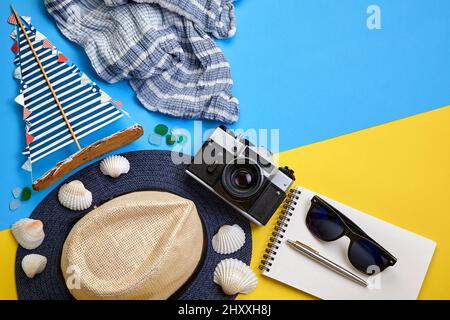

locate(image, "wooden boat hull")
(32, 124), (144, 191)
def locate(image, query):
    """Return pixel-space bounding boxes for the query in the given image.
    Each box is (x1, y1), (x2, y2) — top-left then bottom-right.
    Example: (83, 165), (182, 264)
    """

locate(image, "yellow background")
(2, 106), (450, 300)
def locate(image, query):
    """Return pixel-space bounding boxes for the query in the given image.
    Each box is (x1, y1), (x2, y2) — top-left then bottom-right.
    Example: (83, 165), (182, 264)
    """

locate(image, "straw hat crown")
(61, 191), (204, 300)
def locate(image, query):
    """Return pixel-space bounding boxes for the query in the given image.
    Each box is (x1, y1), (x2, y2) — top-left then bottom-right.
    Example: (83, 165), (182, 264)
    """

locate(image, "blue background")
(1, 0), (450, 230)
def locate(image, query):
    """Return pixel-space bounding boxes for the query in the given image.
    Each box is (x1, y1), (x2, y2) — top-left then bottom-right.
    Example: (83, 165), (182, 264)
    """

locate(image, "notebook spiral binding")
(259, 189), (301, 272)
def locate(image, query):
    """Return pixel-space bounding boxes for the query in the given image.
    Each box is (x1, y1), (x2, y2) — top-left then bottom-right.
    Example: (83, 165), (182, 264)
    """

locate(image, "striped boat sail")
(9, 9), (143, 190)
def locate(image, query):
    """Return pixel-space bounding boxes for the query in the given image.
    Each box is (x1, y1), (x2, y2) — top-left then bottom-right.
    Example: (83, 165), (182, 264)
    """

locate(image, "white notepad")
(260, 186), (436, 300)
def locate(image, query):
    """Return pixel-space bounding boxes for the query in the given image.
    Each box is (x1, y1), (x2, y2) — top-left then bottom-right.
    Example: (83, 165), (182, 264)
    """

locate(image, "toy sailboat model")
(8, 7), (144, 191)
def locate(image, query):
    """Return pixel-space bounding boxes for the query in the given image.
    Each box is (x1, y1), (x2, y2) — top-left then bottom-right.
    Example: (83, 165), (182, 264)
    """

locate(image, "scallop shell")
(213, 258), (258, 295)
(212, 224), (246, 254)
(21, 254), (47, 279)
(100, 155), (130, 178)
(12, 218), (45, 250)
(58, 180), (92, 211)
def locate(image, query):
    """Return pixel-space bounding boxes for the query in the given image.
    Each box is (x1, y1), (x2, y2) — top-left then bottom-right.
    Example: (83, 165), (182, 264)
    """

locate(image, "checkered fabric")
(45, 0), (239, 123)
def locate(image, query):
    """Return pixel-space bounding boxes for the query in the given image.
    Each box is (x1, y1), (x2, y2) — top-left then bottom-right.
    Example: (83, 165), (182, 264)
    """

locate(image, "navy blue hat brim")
(15, 150), (252, 300)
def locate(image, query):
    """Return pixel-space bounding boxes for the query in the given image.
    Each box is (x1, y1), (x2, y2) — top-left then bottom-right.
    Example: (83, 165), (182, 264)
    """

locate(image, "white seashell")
(212, 224), (246, 255)
(21, 254), (47, 279)
(100, 155), (130, 178)
(58, 180), (92, 211)
(12, 218), (45, 250)
(213, 258), (258, 295)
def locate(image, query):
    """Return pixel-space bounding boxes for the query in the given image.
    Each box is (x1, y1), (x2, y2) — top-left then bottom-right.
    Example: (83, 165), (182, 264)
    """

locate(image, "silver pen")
(286, 239), (368, 288)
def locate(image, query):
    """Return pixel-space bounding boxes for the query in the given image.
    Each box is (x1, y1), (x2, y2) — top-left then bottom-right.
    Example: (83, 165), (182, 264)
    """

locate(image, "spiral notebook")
(260, 186), (436, 300)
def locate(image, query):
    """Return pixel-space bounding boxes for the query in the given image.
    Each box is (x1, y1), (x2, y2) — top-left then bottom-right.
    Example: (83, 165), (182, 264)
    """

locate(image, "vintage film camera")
(186, 126), (295, 225)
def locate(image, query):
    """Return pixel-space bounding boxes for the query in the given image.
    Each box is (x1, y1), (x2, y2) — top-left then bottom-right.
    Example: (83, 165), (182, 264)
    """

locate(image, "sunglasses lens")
(348, 239), (392, 275)
(306, 203), (345, 241)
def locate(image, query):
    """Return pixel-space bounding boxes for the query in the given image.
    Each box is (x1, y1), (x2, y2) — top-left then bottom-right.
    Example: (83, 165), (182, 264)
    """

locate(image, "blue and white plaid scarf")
(45, 0), (239, 123)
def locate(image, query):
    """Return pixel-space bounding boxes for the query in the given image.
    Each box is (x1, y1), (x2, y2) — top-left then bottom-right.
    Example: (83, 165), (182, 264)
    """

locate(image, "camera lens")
(232, 169), (254, 189)
(222, 161), (263, 199)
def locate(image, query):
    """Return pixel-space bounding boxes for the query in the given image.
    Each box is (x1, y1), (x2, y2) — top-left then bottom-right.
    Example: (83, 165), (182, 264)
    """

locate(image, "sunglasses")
(306, 196), (397, 275)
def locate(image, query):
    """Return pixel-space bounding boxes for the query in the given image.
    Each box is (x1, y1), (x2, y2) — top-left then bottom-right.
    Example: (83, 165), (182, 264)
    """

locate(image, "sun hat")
(15, 150), (252, 300)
